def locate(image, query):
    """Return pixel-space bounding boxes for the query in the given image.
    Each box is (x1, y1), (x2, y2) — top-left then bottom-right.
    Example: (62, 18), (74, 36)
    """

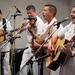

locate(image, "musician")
(31, 4), (63, 75)
(48, 6), (75, 75)
(20, 5), (44, 75)
(0, 9), (12, 75)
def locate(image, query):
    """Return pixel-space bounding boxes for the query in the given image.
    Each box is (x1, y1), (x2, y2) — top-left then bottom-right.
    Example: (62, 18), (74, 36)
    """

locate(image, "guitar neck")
(10, 28), (18, 33)
(0, 28), (18, 37)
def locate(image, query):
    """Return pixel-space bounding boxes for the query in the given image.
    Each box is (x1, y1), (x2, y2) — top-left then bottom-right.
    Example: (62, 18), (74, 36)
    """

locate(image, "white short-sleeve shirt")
(27, 16), (44, 43)
(41, 18), (63, 41)
(58, 22), (75, 41)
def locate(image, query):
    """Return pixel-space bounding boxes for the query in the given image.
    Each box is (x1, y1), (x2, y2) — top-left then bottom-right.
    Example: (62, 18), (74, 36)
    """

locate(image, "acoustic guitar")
(0, 28), (18, 42)
(46, 38), (72, 71)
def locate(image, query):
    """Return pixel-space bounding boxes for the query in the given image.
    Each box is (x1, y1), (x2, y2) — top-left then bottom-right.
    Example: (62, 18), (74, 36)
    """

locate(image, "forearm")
(51, 34), (58, 44)
(41, 34), (59, 50)
(42, 43), (48, 49)
(48, 34), (59, 52)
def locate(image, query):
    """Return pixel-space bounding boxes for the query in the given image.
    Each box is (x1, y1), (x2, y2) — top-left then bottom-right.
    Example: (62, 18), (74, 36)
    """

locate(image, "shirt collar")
(47, 18), (57, 26)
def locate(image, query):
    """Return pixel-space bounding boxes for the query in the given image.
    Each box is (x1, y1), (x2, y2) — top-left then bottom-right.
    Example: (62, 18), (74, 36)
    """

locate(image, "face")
(70, 7), (75, 24)
(0, 13), (2, 21)
(26, 10), (36, 18)
(42, 6), (51, 22)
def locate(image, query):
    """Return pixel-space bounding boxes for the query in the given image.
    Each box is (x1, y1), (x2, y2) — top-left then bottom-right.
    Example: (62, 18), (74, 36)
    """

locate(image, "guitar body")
(46, 38), (68, 71)
(0, 28), (18, 42)
(0, 29), (5, 42)
(35, 48), (46, 58)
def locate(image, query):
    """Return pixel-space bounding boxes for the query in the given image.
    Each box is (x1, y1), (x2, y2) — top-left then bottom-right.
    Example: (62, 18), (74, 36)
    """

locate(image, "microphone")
(9, 36), (21, 44)
(14, 6), (21, 13)
(15, 47), (28, 53)
(11, 13), (22, 16)
(54, 17), (69, 29)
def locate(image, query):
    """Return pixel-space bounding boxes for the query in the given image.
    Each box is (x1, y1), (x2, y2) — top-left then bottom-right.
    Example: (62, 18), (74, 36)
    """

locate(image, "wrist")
(40, 44), (43, 47)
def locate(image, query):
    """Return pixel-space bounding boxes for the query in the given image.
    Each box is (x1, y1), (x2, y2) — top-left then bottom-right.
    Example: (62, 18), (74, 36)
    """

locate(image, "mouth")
(71, 16), (75, 23)
(43, 14), (46, 18)
(72, 16), (75, 20)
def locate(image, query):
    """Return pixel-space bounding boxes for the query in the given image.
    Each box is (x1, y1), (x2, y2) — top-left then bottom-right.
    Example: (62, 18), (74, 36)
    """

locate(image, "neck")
(48, 17), (54, 24)
(0, 18), (2, 21)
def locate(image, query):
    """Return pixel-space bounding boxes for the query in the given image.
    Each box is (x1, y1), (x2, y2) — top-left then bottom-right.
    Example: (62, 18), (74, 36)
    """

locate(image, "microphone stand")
(10, 11), (22, 75)
(0, 46), (28, 75)
(16, 25), (59, 75)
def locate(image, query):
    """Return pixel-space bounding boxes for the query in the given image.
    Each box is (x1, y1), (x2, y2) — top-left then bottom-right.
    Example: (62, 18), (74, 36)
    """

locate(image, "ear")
(72, 35), (75, 42)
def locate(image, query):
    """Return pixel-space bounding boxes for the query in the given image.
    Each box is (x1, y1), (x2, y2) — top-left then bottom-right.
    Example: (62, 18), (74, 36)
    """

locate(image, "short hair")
(45, 4), (57, 16)
(73, 5), (75, 8)
(26, 5), (36, 11)
(0, 9), (2, 14)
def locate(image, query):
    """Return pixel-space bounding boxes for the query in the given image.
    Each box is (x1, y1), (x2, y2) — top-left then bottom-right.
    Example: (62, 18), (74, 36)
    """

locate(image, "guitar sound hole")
(56, 46), (60, 53)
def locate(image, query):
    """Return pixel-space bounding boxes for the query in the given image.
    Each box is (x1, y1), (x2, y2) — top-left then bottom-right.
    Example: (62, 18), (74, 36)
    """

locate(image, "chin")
(72, 21), (75, 24)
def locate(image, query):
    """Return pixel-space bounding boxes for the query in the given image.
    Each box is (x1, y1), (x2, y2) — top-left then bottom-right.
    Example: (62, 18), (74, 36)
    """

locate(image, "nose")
(42, 10), (44, 14)
(70, 11), (73, 16)
(70, 12), (72, 16)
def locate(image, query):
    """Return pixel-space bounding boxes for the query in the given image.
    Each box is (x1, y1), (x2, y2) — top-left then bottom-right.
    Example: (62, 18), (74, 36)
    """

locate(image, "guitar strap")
(2, 18), (6, 40)
(38, 21), (57, 44)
